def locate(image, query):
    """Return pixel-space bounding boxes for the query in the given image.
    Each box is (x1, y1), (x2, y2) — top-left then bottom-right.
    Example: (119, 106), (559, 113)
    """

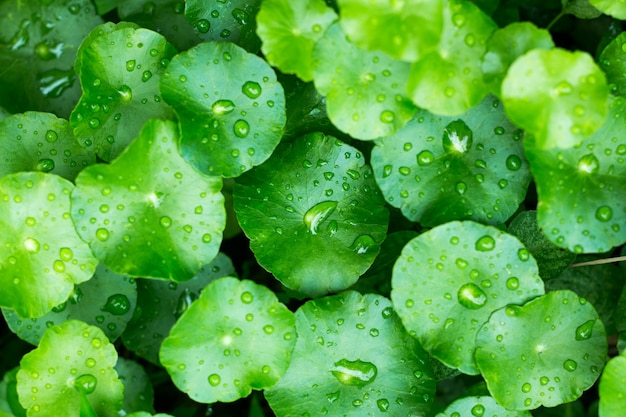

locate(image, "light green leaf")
(0, 368), (25, 417)
(599, 350), (626, 417)
(122, 253), (235, 365)
(115, 358), (154, 415)
(312, 23), (416, 140)
(337, 0), (444, 62)
(257, 0), (337, 81)
(475, 290), (607, 410)
(599, 32), (626, 97)
(233, 132), (389, 297)
(524, 95), (626, 254)
(159, 41), (286, 177)
(160, 277), (296, 403)
(71, 23), (177, 161)
(589, 0), (626, 19)
(2, 264), (136, 345)
(371, 96), (530, 226)
(501, 48), (609, 149)
(407, 0), (496, 116)
(265, 291), (435, 416)
(71, 119), (225, 281)
(16, 320), (124, 417)
(0, 112), (95, 181)
(435, 395), (532, 417)
(391, 220), (544, 374)
(0, 172), (98, 318)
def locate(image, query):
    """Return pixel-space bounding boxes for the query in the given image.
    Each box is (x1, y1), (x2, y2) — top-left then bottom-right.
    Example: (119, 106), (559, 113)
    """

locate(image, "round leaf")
(233, 132), (389, 297)
(2, 263), (137, 345)
(589, 0), (626, 19)
(407, 0), (496, 116)
(0, 112), (95, 181)
(16, 320), (124, 417)
(160, 277), (296, 403)
(71, 23), (177, 161)
(337, 0), (444, 62)
(256, 0), (337, 81)
(312, 23), (416, 140)
(436, 395), (532, 417)
(391, 220), (544, 374)
(599, 32), (626, 97)
(599, 352), (626, 417)
(501, 48), (609, 149)
(524, 95), (626, 254)
(122, 253), (235, 365)
(371, 96), (530, 227)
(0, 172), (98, 318)
(264, 291), (435, 417)
(115, 358), (154, 415)
(475, 290), (607, 410)
(160, 41), (286, 177)
(71, 118), (225, 281)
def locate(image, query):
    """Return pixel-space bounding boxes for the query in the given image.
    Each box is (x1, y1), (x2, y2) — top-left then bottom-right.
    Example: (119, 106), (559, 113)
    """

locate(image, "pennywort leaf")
(71, 23), (177, 161)
(71, 119), (225, 281)
(599, 32), (626, 97)
(0, 172), (98, 318)
(589, 0), (626, 19)
(435, 395), (532, 417)
(16, 320), (124, 417)
(160, 277), (296, 403)
(599, 350), (626, 417)
(265, 291), (435, 416)
(234, 132), (389, 297)
(115, 358), (154, 415)
(160, 41), (286, 177)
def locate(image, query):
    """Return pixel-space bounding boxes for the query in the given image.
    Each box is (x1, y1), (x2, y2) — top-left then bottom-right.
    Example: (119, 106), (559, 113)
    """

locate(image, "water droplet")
(455, 182), (467, 195)
(24, 237), (40, 253)
(575, 320), (595, 341)
(521, 383), (532, 393)
(349, 235), (376, 254)
(563, 359), (577, 372)
(88, 118), (100, 128)
(578, 153), (599, 174)
(518, 248), (530, 261)
(60, 248), (73, 261)
(232, 8), (249, 25)
(45, 130), (58, 143)
(202, 233), (212, 243)
(142, 70), (152, 82)
(554, 80), (573, 95)
(540, 376), (549, 385)
(241, 291), (253, 304)
(457, 283), (487, 309)
(102, 294), (131, 315)
(380, 110), (395, 123)
(96, 228), (109, 241)
(174, 288), (197, 318)
(595, 205), (612, 222)
(452, 13), (466, 27)
(442, 120), (473, 154)
(346, 169), (360, 179)
(118, 84), (132, 102)
(303, 201), (337, 235)
(126, 59), (136, 72)
(475, 235), (495, 251)
(73, 374), (97, 394)
(233, 119), (250, 138)
(160, 216), (172, 228)
(505, 155), (522, 171)
(196, 18), (210, 33)
(417, 150), (435, 166)
(242, 81), (262, 99)
(330, 359), (377, 388)
(263, 324), (274, 334)
(208, 374), (221, 386)
(377, 398), (390, 412)
(471, 404), (485, 417)
(506, 277), (519, 290)
(212, 99), (235, 115)
(36, 158), (55, 172)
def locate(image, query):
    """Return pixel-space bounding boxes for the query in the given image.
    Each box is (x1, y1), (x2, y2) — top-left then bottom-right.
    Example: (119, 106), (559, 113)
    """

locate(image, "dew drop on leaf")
(506, 277), (519, 290)
(575, 320), (595, 341)
(505, 155), (522, 171)
(102, 294), (131, 315)
(240, 291), (253, 304)
(577, 153), (600, 174)
(36, 158), (55, 172)
(377, 398), (390, 412)
(242, 81), (262, 99)
(330, 359), (378, 388)
(73, 374), (97, 395)
(303, 201), (337, 235)
(349, 234), (376, 254)
(212, 99), (235, 115)
(471, 404), (485, 417)
(442, 120), (473, 154)
(233, 119), (250, 138)
(457, 283), (487, 309)
(125, 59), (136, 72)
(595, 205), (613, 222)
(45, 130), (58, 143)
(95, 228), (109, 241)
(416, 150), (435, 166)
(475, 235), (495, 251)
(196, 19), (210, 33)
(118, 85), (132, 102)
(563, 359), (578, 372)
(208, 374), (221, 386)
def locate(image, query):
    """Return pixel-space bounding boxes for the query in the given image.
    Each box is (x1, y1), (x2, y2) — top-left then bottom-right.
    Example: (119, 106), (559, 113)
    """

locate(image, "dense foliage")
(0, 0), (625, 416)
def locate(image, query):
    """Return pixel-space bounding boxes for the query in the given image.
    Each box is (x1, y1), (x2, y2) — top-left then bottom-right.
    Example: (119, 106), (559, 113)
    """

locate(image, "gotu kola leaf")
(589, 0), (626, 19)
(599, 348), (626, 417)
(435, 395), (532, 417)
(599, 31), (626, 97)
(160, 41), (286, 177)
(233, 132), (389, 297)
(71, 118), (225, 281)
(0, 172), (98, 318)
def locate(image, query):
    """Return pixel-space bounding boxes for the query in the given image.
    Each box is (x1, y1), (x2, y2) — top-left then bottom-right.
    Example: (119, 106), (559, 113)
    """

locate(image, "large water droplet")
(578, 153), (599, 174)
(330, 359), (377, 388)
(208, 374), (221, 386)
(416, 150), (435, 166)
(575, 320), (595, 341)
(349, 235), (376, 254)
(118, 84), (132, 102)
(442, 120), (473, 154)
(196, 18), (210, 33)
(303, 201), (337, 235)
(174, 288), (198, 319)
(102, 294), (131, 315)
(563, 359), (577, 372)
(212, 99), (235, 115)
(36, 158), (55, 172)
(457, 283), (487, 309)
(95, 228), (109, 241)
(73, 374), (97, 394)
(233, 119), (250, 138)
(377, 398), (390, 412)
(242, 81), (262, 99)
(475, 235), (495, 251)
(37, 68), (75, 97)
(505, 155), (522, 171)
(595, 205), (612, 222)
(471, 404), (485, 417)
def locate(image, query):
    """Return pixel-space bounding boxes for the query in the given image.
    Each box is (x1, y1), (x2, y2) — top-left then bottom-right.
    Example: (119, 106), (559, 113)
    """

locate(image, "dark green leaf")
(599, 32), (626, 97)
(562, 0), (603, 19)
(115, 358), (154, 415)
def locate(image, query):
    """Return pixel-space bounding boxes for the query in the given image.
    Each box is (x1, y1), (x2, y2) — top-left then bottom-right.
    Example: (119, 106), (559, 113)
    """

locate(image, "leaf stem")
(546, 11), (565, 31)
(570, 256), (626, 268)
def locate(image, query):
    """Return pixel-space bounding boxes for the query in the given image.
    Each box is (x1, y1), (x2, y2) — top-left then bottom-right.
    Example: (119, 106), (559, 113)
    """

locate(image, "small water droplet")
(141, 70), (152, 82)
(442, 120), (473, 154)
(73, 374), (97, 394)
(125, 59), (136, 72)
(241, 291), (253, 304)
(233, 119), (250, 138)
(457, 283), (487, 309)
(102, 294), (131, 315)
(330, 359), (377, 388)
(45, 130), (58, 143)
(416, 150), (435, 166)
(505, 155), (522, 171)
(349, 235), (376, 254)
(506, 277), (519, 290)
(242, 81), (262, 99)
(595, 205), (612, 222)
(160, 216), (172, 228)
(118, 84), (132, 102)
(455, 182), (467, 195)
(208, 374), (221, 386)
(380, 110), (395, 124)
(521, 383), (532, 393)
(563, 359), (577, 372)
(303, 201), (337, 235)
(575, 320), (595, 341)
(471, 404), (485, 417)
(196, 18), (210, 33)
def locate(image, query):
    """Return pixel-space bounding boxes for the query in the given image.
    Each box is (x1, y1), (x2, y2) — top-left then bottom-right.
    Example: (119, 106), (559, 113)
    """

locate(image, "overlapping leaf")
(589, 0), (626, 19)
(599, 32), (626, 96)
(436, 395), (532, 417)
(599, 349), (626, 417)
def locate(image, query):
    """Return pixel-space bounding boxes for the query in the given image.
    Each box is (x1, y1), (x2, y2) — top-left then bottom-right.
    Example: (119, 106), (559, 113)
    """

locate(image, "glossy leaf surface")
(435, 395), (532, 417)
(599, 32), (626, 97)
(589, 0), (626, 19)
(599, 350), (626, 417)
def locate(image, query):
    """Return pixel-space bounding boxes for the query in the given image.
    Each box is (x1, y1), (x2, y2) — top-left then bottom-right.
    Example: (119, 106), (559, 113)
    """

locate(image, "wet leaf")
(562, 0), (602, 19)
(435, 395), (532, 417)
(233, 132), (389, 297)
(599, 32), (626, 97)
(265, 291), (435, 416)
(115, 358), (154, 415)
(160, 277), (296, 403)
(71, 119), (225, 281)
(392, 220), (544, 374)
(588, 0), (626, 19)
(599, 349), (626, 417)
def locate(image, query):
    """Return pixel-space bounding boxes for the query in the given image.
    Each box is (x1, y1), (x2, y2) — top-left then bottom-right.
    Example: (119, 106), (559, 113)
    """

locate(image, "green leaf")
(94, 0), (119, 15)
(264, 291), (435, 416)
(312, 23), (416, 140)
(371, 96), (530, 226)
(0, 108), (9, 122)
(16, 320), (124, 417)
(475, 290), (607, 410)
(599, 32), (626, 97)
(126, 413), (174, 417)
(0, 0), (103, 118)
(160, 277), (296, 403)
(0, 172), (98, 318)
(0, 112), (95, 181)
(233, 132), (389, 297)
(256, 0), (337, 81)
(501, 48), (609, 150)
(435, 395), (532, 417)
(71, 118), (225, 281)
(0, 368), (25, 417)
(122, 253), (235, 365)
(562, 0), (603, 19)
(589, 0), (626, 19)
(2, 264), (136, 345)
(336, 0), (444, 62)
(507, 211), (576, 281)
(407, 0), (496, 116)
(184, 0), (262, 52)
(115, 358), (154, 415)
(391, 220), (544, 374)
(481, 22), (554, 96)
(524, 95), (626, 254)
(159, 41), (286, 177)
(599, 350), (626, 417)
(70, 23), (177, 161)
